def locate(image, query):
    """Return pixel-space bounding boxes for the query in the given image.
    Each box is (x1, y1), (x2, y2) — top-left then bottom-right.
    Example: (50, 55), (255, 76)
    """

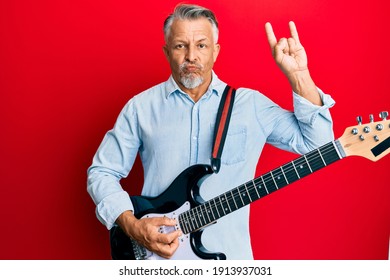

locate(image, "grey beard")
(179, 62), (204, 89)
(180, 74), (204, 89)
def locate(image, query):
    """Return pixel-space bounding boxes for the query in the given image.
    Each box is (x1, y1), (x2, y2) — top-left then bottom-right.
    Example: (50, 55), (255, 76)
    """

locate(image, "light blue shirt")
(87, 72), (335, 259)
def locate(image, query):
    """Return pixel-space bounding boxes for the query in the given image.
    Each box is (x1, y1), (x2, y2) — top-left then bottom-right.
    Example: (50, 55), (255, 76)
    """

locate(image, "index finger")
(265, 22), (277, 49)
(289, 21), (300, 43)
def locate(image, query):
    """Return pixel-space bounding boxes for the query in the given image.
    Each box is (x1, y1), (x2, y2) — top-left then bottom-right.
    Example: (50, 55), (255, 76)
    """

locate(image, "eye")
(175, 44), (185, 49)
(198, 44), (207, 49)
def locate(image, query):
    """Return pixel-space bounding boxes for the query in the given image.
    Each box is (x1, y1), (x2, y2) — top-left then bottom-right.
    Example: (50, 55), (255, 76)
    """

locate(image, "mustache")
(179, 61), (203, 71)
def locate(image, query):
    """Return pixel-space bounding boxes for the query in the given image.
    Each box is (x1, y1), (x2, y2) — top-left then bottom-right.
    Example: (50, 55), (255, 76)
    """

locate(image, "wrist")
(287, 69), (322, 106)
(287, 69), (313, 92)
(116, 210), (138, 236)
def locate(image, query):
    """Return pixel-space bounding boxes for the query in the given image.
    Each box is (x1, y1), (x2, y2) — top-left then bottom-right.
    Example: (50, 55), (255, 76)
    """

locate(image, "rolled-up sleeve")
(293, 88), (335, 126)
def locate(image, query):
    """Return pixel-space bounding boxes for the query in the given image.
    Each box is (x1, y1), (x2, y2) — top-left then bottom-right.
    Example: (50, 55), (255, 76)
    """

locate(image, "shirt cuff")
(293, 88), (335, 126)
(95, 191), (134, 230)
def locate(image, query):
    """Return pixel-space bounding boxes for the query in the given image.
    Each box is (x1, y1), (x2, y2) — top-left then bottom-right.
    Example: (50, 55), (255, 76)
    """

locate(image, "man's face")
(163, 18), (220, 90)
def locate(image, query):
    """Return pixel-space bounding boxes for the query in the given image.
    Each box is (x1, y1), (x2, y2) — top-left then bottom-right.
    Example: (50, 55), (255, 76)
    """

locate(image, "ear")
(213, 44), (220, 62)
(163, 45), (170, 60)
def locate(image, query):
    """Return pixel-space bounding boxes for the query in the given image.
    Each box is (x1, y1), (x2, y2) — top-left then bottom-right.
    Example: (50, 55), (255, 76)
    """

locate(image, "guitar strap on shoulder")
(211, 85), (236, 173)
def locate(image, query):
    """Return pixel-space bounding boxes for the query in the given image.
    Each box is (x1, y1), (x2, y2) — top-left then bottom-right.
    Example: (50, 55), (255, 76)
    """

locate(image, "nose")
(185, 45), (197, 62)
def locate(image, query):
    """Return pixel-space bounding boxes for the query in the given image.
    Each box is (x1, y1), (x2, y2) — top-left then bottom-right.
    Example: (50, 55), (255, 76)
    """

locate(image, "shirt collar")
(165, 71), (226, 99)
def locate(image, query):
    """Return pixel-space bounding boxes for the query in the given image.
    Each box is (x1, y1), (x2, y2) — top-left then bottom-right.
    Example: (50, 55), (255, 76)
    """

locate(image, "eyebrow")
(172, 37), (209, 44)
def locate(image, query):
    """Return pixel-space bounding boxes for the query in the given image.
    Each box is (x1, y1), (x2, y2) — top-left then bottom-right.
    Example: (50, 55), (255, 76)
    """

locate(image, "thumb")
(157, 216), (177, 226)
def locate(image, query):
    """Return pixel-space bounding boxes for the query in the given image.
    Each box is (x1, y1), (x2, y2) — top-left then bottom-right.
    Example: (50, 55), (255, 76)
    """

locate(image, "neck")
(179, 140), (344, 234)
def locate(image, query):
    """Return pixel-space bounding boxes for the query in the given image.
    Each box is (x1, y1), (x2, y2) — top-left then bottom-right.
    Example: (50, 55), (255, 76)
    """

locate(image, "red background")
(1, 0), (389, 260)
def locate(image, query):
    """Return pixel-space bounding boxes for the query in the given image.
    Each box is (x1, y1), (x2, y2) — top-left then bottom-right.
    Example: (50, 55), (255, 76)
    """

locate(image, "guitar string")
(179, 142), (340, 232)
(179, 143), (339, 232)
(179, 143), (337, 231)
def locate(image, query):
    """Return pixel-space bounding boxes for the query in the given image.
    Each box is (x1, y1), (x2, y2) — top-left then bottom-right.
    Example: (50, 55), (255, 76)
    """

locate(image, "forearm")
(287, 69), (322, 106)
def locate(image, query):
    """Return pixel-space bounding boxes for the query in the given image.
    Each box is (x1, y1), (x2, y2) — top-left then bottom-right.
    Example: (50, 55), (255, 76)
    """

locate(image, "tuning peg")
(369, 114), (374, 122)
(376, 124), (383, 131)
(379, 111), (388, 120)
(363, 126), (371, 133)
(357, 116), (362, 125)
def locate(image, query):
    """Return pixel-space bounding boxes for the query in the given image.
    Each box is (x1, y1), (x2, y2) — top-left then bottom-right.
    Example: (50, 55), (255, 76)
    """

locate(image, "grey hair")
(163, 4), (219, 43)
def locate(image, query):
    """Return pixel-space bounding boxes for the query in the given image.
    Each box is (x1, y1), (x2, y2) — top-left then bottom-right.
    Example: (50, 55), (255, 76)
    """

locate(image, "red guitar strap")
(211, 85), (236, 173)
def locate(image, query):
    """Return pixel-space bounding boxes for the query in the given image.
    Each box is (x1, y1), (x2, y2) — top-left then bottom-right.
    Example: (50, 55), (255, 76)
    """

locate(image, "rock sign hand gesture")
(265, 21), (322, 105)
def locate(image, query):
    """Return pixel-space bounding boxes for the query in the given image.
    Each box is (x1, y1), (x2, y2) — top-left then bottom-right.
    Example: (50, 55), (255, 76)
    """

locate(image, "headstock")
(338, 111), (390, 161)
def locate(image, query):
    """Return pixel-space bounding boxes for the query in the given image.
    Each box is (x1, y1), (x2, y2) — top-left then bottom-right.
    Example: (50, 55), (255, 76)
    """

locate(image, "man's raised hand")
(265, 21), (308, 77)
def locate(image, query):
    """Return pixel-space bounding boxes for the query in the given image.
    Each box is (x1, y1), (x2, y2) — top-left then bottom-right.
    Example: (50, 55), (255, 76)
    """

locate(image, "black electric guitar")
(110, 113), (390, 260)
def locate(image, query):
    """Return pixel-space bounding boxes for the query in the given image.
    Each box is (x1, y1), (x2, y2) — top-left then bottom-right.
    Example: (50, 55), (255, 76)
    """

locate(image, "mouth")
(180, 62), (203, 74)
(185, 66), (198, 72)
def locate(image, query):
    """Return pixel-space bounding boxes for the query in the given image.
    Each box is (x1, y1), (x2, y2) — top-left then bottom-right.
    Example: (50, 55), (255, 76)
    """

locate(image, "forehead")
(168, 18), (214, 41)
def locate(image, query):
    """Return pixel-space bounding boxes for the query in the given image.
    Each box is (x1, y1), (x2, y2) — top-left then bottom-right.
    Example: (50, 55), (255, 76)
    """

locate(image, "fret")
(272, 167), (288, 188)
(244, 183), (253, 202)
(181, 211), (188, 233)
(307, 150), (326, 172)
(184, 211), (194, 233)
(294, 157), (312, 178)
(196, 207), (203, 229)
(332, 140), (343, 160)
(248, 181), (261, 201)
(280, 165), (289, 184)
(216, 196), (226, 218)
(213, 198), (221, 219)
(194, 206), (204, 228)
(252, 179), (261, 199)
(207, 200), (216, 221)
(239, 184), (251, 205)
(221, 194), (231, 215)
(198, 205), (207, 227)
(224, 193), (232, 214)
(232, 188), (244, 209)
(255, 179), (268, 197)
(323, 142), (343, 165)
(291, 161), (300, 179)
(179, 214), (188, 234)
(219, 196), (226, 216)
(191, 209), (200, 230)
(303, 154), (313, 173)
(262, 173), (278, 193)
(318, 148), (327, 166)
(203, 203), (211, 224)
(270, 171), (279, 189)
(261, 176), (269, 194)
(283, 162), (300, 184)
(237, 186), (245, 205)
(230, 190), (239, 210)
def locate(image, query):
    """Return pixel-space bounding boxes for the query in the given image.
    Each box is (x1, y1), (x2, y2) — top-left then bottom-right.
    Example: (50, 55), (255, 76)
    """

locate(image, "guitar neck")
(179, 140), (345, 234)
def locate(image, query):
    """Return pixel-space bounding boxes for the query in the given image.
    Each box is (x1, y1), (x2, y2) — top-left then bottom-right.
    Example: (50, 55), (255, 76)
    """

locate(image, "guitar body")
(109, 164), (227, 260)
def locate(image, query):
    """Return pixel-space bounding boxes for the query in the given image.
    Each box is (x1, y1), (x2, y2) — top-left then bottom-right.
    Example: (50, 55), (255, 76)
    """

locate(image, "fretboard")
(179, 140), (345, 234)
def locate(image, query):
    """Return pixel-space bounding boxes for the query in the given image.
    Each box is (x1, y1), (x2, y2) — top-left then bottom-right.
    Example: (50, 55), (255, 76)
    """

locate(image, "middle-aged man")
(87, 4), (335, 260)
